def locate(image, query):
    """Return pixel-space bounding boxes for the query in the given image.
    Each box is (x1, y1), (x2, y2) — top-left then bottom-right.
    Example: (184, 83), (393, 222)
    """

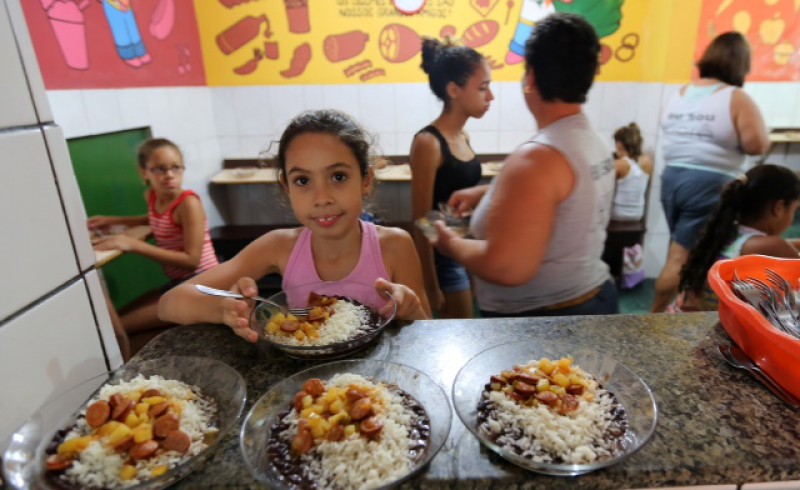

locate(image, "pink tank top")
(148, 190), (219, 280)
(282, 221), (391, 311)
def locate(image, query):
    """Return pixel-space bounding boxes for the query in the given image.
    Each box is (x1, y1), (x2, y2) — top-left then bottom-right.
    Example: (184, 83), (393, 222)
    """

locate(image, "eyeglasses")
(147, 165), (184, 176)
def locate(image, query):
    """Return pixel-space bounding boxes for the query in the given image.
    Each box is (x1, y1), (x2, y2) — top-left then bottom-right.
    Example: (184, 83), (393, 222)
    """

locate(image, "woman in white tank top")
(651, 31), (770, 312)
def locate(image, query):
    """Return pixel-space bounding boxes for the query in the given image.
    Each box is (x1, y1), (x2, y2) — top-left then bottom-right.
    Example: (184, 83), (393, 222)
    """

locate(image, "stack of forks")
(730, 269), (800, 340)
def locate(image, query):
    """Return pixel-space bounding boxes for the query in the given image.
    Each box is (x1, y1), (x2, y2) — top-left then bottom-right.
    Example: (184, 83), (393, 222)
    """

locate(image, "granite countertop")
(130, 312), (800, 489)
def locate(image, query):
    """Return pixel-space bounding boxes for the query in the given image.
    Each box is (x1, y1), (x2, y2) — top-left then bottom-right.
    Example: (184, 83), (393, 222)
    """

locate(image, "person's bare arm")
(638, 154), (654, 176)
(615, 157), (630, 179)
(742, 235), (800, 258)
(87, 215), (148, 229)
(158, 229), (295, 340)
(435, 143), (574, 286)
(95, 197), (208, 270)
(409, 132), (443, 310)
(731, 88), (770, 155)
(379, 226), (431, 320)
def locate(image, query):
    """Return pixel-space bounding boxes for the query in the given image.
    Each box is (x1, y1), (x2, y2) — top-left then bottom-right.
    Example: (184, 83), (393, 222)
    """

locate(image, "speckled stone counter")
(131, 312), (800, 489)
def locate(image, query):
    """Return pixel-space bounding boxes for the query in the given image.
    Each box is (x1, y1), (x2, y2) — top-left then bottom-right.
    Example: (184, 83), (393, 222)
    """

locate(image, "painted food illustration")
(379, 24), (422, 63)
(44, 375), (218, 489)
(267, 373), (430, 489)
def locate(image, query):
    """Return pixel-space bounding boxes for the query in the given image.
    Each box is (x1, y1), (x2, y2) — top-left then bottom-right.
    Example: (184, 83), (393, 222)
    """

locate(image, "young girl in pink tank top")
(88, 138), (219, 357)
(160, 110), (431, 343)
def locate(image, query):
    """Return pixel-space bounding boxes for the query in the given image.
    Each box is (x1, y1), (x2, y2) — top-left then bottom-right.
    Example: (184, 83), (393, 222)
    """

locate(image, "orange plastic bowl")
(708, 255), (800, 400)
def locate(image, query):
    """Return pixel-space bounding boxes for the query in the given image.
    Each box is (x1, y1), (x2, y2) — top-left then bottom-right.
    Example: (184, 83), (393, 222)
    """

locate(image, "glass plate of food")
(2, 356), (246, 489)
(240, 359), (451, 489)
(251, 281), (397, 360)
(452, 340), (658, 476)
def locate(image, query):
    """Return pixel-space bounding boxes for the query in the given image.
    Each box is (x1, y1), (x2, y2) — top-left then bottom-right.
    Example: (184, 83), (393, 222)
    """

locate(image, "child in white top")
(611, 123), (652, 221)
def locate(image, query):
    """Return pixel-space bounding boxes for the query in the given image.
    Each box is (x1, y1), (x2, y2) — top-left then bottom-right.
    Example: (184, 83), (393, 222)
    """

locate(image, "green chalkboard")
(68, 128), (169, 310)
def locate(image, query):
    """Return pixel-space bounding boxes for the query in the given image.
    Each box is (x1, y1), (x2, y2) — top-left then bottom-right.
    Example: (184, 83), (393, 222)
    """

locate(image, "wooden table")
(93, 225), (152, 268)
(130, 312), (800, 489)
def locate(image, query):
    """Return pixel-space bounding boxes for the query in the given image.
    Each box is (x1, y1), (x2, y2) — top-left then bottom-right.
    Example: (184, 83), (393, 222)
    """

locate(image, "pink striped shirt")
(148, 190), (219, 280)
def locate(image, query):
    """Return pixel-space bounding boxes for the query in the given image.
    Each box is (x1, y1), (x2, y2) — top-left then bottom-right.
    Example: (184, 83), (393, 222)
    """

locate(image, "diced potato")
(272, 313), (286, 323)
(128, 391), (142, 403)
(57, 436), (94, 456)
(119, 465), (138, 481)
(135, 402), (149, 416)
(267, 322), (280, 334)
(330, 399), (344, 414)
(96, 421), (123, 437)
(294, 330), (307, 341)
(539, 358), (554, 375)
(142, 395), (166, 406)
(105, 424), (132, 447)
(536, 378), (550, 392)
(344, 424), (357, 437)
(552, 373), (570, 388)
(550, 385), (566, 397)
(151, 466), (168, 477)
(308, 418), (330, 438)
(328, 412), (350, 426)
(133, 423), (153, 443)
(124, 412), (142, 428)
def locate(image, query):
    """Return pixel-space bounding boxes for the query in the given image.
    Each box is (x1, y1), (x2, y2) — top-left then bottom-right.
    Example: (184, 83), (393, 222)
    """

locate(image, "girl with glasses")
(88, 138), (219, 355)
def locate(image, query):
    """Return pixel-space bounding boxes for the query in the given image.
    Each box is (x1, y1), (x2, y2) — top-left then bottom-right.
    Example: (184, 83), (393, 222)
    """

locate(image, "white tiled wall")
(41, 69), (800, 280)
(0, 0), (119, 446)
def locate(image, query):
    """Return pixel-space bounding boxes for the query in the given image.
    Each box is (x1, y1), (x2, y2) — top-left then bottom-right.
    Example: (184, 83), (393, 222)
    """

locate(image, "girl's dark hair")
(276, 109), (372, 178)
(697, 31), (751, 87)
(420, 37), (484, 104)
(137, 138), (182, 169)
(680, 164), (800, 294)
(524, 13), (599, 103)
(614, 123), (643, 160)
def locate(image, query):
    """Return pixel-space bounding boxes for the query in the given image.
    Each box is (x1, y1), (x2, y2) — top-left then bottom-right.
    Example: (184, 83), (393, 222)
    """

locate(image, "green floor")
(618, 278), (656, 314)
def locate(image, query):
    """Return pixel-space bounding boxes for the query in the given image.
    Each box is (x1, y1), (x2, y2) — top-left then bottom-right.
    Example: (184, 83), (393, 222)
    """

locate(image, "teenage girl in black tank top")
(410, 37), (493, 319)
(418, 125), (482, 209)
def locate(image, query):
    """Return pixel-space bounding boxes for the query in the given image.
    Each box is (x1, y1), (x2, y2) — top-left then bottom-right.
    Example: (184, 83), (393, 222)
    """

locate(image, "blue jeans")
(479, 280), (619, 317)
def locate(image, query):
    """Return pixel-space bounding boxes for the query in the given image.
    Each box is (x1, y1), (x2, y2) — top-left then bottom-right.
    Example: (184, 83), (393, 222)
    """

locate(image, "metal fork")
(730, 279), (762, 308)
(765, 268), (797, 313)
(195, 285), (310, 317)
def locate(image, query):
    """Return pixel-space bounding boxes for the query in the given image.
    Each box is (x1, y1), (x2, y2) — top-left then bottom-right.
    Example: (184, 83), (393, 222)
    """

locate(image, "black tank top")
(417, 125), (482, 210)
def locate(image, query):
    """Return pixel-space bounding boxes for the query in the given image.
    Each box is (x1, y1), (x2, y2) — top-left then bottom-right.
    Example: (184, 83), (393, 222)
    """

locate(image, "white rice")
(479, 362), (625, 465)
(268, 300), (373, 346)
(55, 374), (218, 489)
(282, 373), (418, 490)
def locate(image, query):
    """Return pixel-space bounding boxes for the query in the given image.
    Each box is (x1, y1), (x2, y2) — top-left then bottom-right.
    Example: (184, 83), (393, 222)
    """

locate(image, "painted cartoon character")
(98, 0), (151, 68)
(506, 0), (624, 65)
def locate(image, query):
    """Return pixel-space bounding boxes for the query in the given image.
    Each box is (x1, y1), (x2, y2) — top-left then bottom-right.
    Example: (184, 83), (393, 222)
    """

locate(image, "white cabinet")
(0, 279), (107, 444)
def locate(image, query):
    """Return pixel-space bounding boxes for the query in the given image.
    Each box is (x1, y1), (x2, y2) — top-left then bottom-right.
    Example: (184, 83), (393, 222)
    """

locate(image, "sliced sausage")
(148, 402), (169, 418)
(359, 416), (383, 438)
(153, 412), (180, 439)
(349, 398), (372, 420)
(291, 429), (313, 455)
(129, 440), (159, 461)
(142, 389), (162, 398)
(86, 400), (111, 428)
(302, 379), (325, 397)
(162, 430), (191, 453)
(112, 398), (135, 421)
(46, 454), (72, 472)
(113, 436), (135, 453)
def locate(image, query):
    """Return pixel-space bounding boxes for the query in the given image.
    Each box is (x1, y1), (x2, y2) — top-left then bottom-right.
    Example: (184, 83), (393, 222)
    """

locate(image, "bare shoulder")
(506, 142), (571, 179)
(742, 235), (798, 258)
(410, 131), (441, 162)
(234, 226), (303, 276)
(375, 224), (414, 252)
(638, 154), (654, 175)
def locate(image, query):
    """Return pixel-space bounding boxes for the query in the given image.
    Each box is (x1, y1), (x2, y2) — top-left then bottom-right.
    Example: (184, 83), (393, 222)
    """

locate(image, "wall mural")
(21, 0), (205, 89)
(198, 0), (656, 86)
(696, 0), (800, 81)
(21, 0), (799, 89)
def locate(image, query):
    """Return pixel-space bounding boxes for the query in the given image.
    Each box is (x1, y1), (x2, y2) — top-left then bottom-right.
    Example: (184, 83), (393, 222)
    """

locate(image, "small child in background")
(611, 122), (652, 222)
(158, 109), (430, 342)
(671, 164), (800, 312)
(88, 138), (219, 353)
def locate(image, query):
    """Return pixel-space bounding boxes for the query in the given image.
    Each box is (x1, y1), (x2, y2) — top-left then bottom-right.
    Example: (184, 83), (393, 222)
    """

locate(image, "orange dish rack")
(708, 255), (800, 400)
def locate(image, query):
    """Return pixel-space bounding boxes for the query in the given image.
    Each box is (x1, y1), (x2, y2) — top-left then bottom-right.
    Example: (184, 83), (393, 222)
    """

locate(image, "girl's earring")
(523, 85), (533, 94)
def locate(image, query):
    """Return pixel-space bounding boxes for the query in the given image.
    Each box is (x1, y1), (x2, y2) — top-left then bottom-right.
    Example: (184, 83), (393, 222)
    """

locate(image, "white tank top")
(611, 157), (649, 221)
(470, 114), (615, 313)
(661, 84), (744, 177)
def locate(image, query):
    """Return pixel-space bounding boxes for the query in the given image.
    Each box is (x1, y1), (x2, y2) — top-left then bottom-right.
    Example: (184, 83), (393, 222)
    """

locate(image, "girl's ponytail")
(679, 178), (745, 294)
